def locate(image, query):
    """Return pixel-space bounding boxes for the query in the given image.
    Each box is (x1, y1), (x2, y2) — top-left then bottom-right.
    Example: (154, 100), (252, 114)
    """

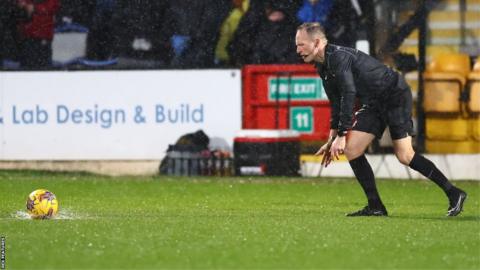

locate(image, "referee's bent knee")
(344, 147), (364, 161)
(395, 151), (414, 165)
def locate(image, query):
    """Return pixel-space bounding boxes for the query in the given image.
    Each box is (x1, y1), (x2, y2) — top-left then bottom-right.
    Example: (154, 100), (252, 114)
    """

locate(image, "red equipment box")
(233, 129), (300, 176)
(242, 64), (331, 141)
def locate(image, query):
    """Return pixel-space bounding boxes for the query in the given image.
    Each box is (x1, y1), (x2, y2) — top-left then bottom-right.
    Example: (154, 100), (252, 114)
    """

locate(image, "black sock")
(349, 155), (384, 209)
(408, 153), (455, 196)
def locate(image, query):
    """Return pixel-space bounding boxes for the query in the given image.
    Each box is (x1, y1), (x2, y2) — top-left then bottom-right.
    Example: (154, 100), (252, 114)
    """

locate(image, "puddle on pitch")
(11, 209), (83, 220)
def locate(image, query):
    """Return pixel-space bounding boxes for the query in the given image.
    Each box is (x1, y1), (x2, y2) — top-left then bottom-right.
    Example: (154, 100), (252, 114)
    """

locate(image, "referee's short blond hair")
(297, 22), (328, 42)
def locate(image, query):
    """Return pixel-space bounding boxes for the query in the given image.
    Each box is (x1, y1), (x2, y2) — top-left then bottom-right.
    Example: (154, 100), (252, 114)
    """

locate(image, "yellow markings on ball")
(26, 189), (59, 219)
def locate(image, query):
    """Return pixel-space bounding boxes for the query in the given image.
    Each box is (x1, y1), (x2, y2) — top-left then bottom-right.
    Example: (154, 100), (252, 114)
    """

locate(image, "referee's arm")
(330, 52), (357, 137)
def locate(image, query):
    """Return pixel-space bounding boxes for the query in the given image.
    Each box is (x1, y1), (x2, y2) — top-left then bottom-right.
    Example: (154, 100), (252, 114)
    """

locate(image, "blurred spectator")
(16, 0), (60, 69)
(229, 0), (301, 65)
(296, 0), (333, 25)
(56, 0), (95, 27)
(325, 0), (368, 48)
(86, 0), (117, 60)
(226, 0), (264, 66)
(215, 0), (250, 66)
(163, 0), (231, 68)
(0, 0), (18, 65)
(113, 0), (170, 63)
(162, 0), (196, 66)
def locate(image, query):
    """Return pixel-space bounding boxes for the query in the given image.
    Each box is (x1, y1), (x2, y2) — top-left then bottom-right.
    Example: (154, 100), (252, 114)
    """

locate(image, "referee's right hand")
(315, 143), (333, 167)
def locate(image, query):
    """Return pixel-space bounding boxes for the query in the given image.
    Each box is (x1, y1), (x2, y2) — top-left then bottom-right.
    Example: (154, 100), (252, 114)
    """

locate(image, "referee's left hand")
(330, 136), (346, 160)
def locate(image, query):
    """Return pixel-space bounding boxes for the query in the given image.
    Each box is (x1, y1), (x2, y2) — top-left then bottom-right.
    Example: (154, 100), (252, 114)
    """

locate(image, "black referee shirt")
(316, 43), (399, 136)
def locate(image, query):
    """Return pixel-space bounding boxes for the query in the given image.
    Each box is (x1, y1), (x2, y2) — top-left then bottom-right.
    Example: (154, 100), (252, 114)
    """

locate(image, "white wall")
(0, 70), (241, 160)
(301, 154), (480, 180)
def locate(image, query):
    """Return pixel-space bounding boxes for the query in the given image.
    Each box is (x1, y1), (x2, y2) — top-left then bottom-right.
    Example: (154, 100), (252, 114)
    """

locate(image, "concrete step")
(429, 10), (480, 22)
(443, 0), (480, 5)
(399, 10), (480, 29)
(406, 28), (480, 39)
(399, 45), (460, 59)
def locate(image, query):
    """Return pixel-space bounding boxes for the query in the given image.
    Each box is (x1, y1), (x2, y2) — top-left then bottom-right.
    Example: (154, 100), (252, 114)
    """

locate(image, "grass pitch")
(0, 170), (479, 270)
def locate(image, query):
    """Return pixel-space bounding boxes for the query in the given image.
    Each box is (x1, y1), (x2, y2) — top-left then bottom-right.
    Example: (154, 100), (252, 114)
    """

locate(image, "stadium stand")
(467, 56), (480, 114)
(423, 53), (469, 114)
(390, 0), (480, 153)
(424, 53), (480, 153)
(468, 57), (480, 142)
(400, 0), (480, 96)
(399, 0), (480, 57)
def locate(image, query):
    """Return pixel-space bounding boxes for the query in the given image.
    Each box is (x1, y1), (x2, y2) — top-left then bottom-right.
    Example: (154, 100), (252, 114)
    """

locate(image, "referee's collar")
(325, 43), (336, 58)
(315, 43), (334, 70)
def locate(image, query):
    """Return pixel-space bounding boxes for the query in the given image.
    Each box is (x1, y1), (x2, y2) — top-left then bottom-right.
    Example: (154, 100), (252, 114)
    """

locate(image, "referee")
(295, 22), (467, 217)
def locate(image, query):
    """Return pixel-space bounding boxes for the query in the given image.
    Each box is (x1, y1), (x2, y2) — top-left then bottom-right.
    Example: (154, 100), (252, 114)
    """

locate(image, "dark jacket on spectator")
(163, 0), (231, 68)
(229, 0), (301, 65)
(0, 0), (18, 61)
(227, 0), (264, 66)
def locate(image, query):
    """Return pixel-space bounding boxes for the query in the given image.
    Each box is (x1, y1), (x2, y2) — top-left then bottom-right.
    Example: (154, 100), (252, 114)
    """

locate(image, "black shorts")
(352, 77), (414, 140)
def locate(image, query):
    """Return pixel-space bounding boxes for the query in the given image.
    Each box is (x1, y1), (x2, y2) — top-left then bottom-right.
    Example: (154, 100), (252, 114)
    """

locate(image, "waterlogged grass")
(0, 170), (479, 269)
